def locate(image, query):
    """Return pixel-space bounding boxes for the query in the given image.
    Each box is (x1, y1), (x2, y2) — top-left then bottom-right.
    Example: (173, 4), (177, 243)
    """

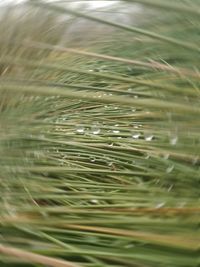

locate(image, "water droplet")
(124, 243), (135, 248)
(132, 132), (140, 139)
(167, 184), (173, 192)
(113, 130), (120, 134)
(166, 164), (174, 173)
(145, 134), (154, 141)
(170, 135), (178, 145)
(91, 125), (101, 135)
(155, 202), (165, 209)
(90, 157), (96, 162)
(134, 95), (138, 99)
(90, 199), (98, 204)
(108, 143), (113, 147)
(76, 125), (85, 134)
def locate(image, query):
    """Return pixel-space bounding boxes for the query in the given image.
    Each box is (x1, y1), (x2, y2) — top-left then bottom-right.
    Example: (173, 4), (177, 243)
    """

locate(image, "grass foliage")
(0, 1), (199, 267)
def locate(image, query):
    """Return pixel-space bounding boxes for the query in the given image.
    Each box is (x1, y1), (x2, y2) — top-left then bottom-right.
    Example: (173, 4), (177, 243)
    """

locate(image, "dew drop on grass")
(125, 243), (135, 248)
(167, 184), (173, 192)
(91, 125), (101, 135)
(76, 125), (85, 134)
(90, 199), (98, 204)
(155, 202), (165, 208)
(145, 134), (154, 141)
(145, 153), (150, 159)
(113, 129), (120, 134)
(170, 135), (178, 145)
(90, 157), (96, 163)
(166, 164), (174, 173)
(132, 132), (140, 139)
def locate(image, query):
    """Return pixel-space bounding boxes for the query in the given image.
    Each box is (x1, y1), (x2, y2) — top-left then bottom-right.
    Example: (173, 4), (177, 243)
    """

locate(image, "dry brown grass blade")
(0, 244), (81, 267)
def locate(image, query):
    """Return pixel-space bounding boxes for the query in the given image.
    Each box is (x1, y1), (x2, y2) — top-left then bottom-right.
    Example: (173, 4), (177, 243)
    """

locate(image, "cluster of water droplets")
(131, 130), (154, 142)
(75, 121), (159, 143)
(76, 123), (102, 135)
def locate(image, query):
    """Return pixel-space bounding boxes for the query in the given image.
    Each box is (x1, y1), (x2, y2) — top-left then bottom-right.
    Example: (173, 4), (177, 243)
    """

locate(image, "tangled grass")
(0, 1), (199, 266)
